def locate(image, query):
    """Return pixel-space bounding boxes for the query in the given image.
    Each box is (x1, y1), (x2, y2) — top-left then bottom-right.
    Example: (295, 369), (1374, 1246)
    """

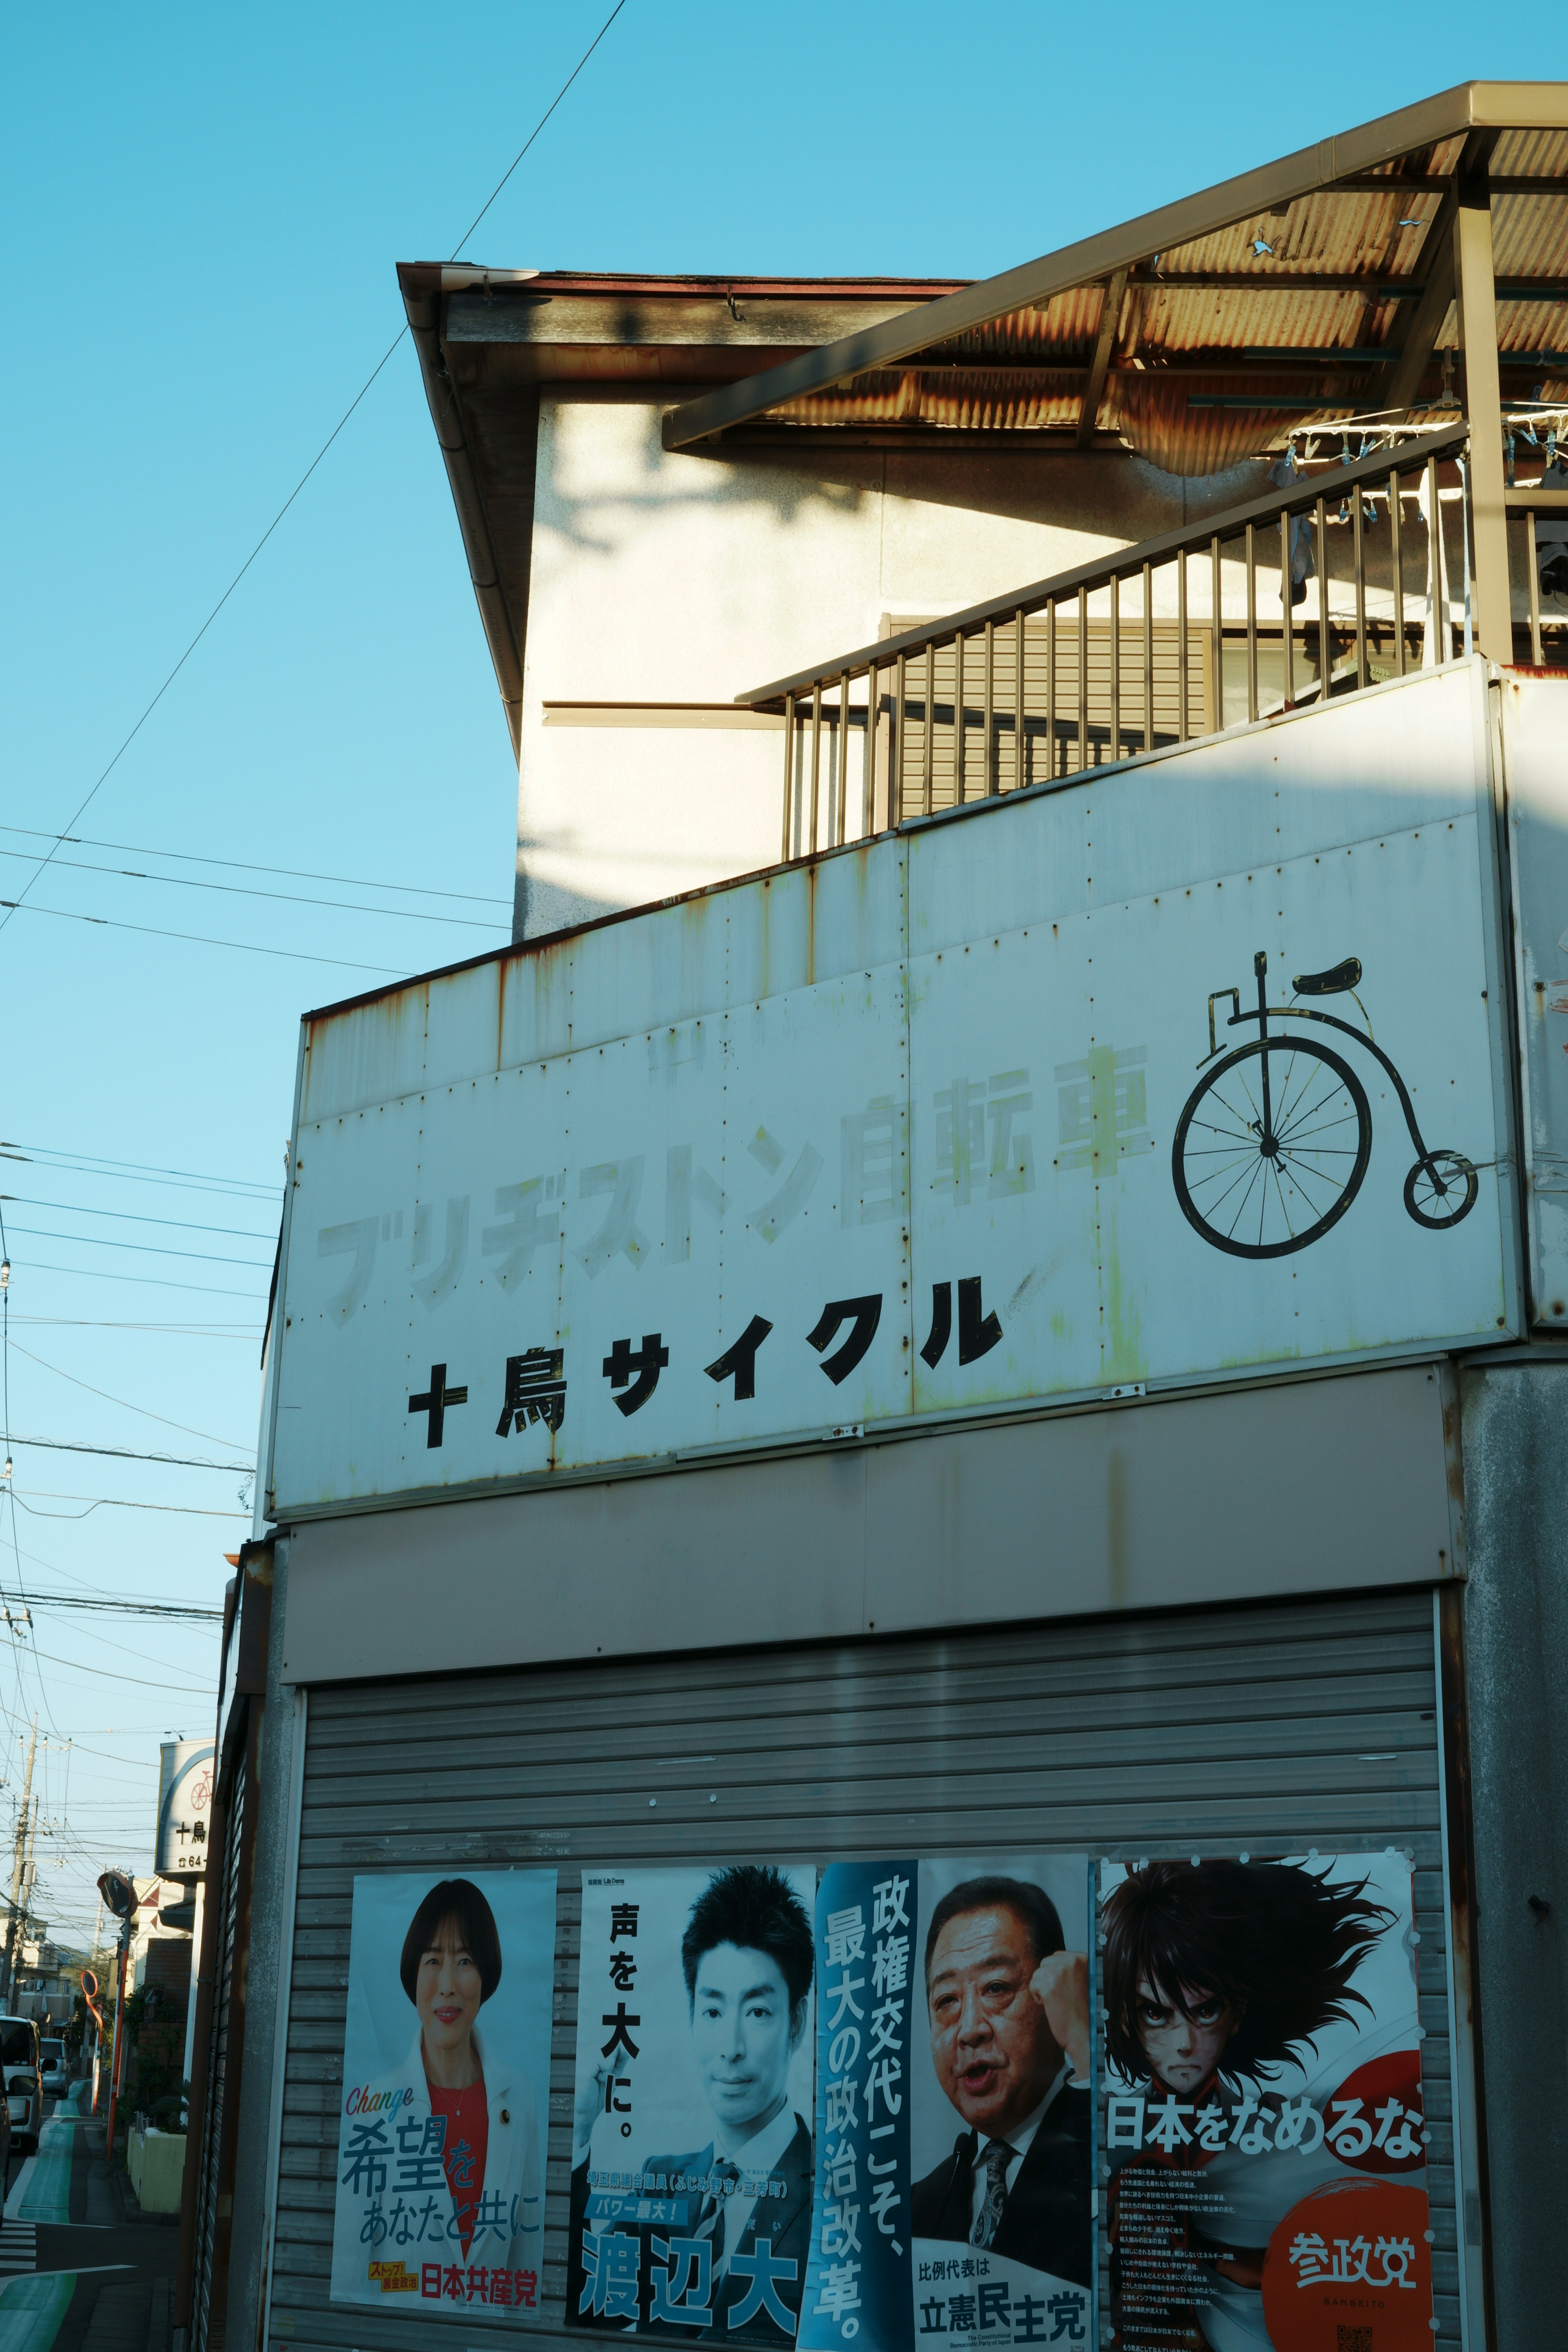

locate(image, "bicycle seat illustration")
(1171, 949), (1478, 1259)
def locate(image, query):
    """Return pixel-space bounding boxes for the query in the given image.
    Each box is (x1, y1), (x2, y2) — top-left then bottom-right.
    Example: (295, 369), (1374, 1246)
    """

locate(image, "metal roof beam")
(1379, 131), (1500, 416)
(1076, 269), (1127, 448)
(662, 84), (1567, 451)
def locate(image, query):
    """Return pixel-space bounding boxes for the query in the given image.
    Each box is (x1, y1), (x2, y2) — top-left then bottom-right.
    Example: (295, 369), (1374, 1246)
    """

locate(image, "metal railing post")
(837, 670), (851, 845)
(1353, 486), (1368, 690)
(809, 683), (823, 853)
(781, 693), (795, 862)
(1077, 585), (1089, 770)
(895, 652), (907, 818)
(1528, 511), (1543, 667)
(863, 665), (878, 836)
(1014, 610), (1025, 791)
(1280, 508), (1294, 708)
(1428, 455), (1446, 665)
(1142, 559), (1154, 753)
(1044, 603), (1055, 779)
(1109, 571), (1121, 764)
(954, 632), (966, 806)
(1245, 521), (1258, 722)
(1212, 536), (1223, 729)
(922, 642), (935, 816)
(1390, 470), (1406, 677)
(983, 620), (996, 796)
(1178, 554), (1189, 740)
(1315, 497), (1330, 693)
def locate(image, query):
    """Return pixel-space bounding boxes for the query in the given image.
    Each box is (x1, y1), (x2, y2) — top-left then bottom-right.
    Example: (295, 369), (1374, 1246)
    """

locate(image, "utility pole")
(18, 1800), (37, 1974)
(1, 1716), (36, 2008)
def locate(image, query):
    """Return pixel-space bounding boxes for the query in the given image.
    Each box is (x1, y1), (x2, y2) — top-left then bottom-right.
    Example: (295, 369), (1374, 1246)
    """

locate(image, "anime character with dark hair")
(912, 1873), (1093, 2288)
(1102, 1858), (1392, 2100)
(570, 1865), (815, 2340)
(1101, 1858), (1404, 2352)
(365, 1875), (541, 2280)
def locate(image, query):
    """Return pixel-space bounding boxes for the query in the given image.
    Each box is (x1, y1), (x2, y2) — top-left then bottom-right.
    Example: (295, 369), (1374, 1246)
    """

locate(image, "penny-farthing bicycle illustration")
(1171, 949), (1479, 1259)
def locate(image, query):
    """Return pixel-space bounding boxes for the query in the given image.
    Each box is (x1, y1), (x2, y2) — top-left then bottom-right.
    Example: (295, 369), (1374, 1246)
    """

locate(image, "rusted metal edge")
(397, 270), (525, 760)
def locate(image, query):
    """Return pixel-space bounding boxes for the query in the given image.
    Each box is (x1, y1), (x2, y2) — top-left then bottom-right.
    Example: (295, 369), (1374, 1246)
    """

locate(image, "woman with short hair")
(367, 1877), (543, 2294)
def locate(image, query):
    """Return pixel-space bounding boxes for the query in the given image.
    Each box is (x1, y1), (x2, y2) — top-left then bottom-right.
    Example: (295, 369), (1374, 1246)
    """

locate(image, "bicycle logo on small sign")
(1171, 949), (1478, 1260)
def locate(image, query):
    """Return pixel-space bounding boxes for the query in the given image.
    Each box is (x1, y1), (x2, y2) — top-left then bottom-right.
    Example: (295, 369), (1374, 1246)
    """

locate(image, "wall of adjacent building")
(513, 393), (1257, 938)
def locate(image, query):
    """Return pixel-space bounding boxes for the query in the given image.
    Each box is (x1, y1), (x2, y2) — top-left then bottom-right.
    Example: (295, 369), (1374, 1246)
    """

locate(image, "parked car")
(0, 2020), (41, 2153)
(38, 2040), (67, 2099)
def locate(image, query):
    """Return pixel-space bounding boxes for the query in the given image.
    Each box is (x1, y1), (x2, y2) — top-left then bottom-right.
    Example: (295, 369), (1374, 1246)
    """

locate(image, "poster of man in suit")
(909, 1857), (1094, 2351)
(569, 1863), (817, 2342)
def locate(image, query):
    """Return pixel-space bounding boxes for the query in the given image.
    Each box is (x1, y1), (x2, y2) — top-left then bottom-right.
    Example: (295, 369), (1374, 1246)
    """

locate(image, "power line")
(7, 1339), (252, 1446)
(2, 1645), (214, 1697)
(0, 824), (510, 909)
(2, 1196), (274, 1244)
(0, 0), (632, 944)
(0, 1590), (220, 1623)
(17, 1609), (218, 1684)
(9, 1319), (261, 1337)
(0, 846), (507, 933)
(9, 1437), (251, 1473)
(11, 1490), (248, 1519)
(0, 1141), (278, 1199)
(0, 899), (406, 976)
(5, 1530), (229, 1613)
(10, 1259), (263, 1299)
(2, 1224), (270, 1270)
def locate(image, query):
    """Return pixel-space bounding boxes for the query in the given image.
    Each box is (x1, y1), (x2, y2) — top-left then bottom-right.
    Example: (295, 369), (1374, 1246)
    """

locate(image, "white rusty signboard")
(1501, 669), (1568, 1325)
(267, 663), (1519, 1516)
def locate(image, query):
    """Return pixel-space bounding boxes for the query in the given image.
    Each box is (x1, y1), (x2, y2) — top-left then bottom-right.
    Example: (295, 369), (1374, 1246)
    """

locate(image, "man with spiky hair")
(1102, 1858), (1392, 2100)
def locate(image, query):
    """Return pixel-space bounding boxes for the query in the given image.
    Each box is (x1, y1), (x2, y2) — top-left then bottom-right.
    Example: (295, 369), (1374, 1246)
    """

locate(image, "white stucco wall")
(514, 393), (1228, 936)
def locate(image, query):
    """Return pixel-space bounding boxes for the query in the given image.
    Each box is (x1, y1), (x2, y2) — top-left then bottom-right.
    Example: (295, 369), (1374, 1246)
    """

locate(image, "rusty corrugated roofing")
(668, 81), (1568, 473)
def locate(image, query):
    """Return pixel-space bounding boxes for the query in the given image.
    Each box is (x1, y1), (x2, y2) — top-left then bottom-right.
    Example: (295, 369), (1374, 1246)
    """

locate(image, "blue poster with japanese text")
(798, 1860), (918, 2352)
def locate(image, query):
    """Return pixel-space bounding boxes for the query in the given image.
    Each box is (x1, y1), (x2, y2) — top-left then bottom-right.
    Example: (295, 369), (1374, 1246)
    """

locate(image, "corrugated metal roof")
(672, 82), (1568, 472)
(1105, 373), (1353, 474)
(771, 368), (1084, 430)
(1493, 126), (1568, 174)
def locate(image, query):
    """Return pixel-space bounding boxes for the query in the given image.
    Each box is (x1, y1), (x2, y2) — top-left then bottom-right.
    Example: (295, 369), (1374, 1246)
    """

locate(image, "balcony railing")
(742, 420), (1490, 863)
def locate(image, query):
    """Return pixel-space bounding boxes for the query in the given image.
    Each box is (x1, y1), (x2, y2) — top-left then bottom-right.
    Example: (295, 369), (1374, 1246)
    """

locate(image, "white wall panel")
(270, 665), (1518, 1518)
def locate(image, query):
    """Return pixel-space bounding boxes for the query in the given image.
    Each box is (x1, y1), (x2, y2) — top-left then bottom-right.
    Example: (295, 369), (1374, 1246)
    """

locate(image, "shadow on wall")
(513, 862), (624, 946)
(536, 394), (1259, 559)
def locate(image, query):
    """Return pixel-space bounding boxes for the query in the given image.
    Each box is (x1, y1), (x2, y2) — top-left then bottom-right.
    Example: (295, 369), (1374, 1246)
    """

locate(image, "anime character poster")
(800, 1855), (1094, 2352)
(330, 1868), (557, 2317)
(568, 1864), (818, 2343)
(1098, 1853), (1434, 2352)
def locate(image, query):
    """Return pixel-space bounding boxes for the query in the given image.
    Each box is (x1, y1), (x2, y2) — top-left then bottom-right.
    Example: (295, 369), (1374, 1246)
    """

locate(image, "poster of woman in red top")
(331, 1868), (557, 2319)
(1098, 1854), (1435, 2352)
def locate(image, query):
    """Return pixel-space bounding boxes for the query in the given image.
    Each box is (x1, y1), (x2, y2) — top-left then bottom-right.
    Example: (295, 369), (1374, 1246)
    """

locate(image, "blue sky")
(0, 6), (1493, 1945)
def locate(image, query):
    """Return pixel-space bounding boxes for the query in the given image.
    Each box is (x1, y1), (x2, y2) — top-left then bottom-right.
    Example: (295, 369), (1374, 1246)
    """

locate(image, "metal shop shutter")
(266, 1589), (1462, 2352)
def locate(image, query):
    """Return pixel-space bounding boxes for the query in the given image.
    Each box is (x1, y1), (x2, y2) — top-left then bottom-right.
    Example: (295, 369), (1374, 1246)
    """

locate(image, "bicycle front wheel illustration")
(1173, 1038), (1373, 1259)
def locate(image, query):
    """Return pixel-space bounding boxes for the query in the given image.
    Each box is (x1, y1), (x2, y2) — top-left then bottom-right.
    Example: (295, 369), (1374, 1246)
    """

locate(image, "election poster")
(800, 1855), (1094, 2352)
(1099, 1853), (1434, 2352)
(910, 1858), (1094, 2352)
(799, 1859), (918, 2352)
(568, 1863), (818, 2342)
(330, 1869), (557, 2317)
